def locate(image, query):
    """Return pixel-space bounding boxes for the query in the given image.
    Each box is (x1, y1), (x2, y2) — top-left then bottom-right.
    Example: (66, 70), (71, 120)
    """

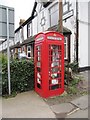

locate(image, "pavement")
(1, 70), (89, 119)
(51, 95), (88, 118)
(2, 91), (56, 118)
(1, 91), (88, 119)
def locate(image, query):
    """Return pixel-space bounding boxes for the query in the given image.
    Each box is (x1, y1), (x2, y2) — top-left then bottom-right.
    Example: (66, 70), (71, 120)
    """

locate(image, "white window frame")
(21, 27), (24, 41)
(18, 48), (21, 53)
(27, 23), (32, 37)
(49, 3), (59, 27)
(64, 36), (68, 59)
(27, 45), (31, 58)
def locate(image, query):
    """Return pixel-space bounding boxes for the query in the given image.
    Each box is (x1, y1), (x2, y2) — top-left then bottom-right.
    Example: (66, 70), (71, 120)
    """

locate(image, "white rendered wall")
(78, 2), (88, 68)
(63, 1), (76, 62)
(88, 2), (90, 67)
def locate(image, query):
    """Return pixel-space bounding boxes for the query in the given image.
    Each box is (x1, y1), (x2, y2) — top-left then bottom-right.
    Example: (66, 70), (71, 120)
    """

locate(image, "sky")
(0, 0), (89, 29)
(0, 0), (35, 29)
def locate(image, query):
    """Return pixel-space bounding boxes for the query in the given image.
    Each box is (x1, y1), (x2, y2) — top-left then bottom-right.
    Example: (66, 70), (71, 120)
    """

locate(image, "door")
(48, 44), (63, 90)
(35, 44), (42, 89)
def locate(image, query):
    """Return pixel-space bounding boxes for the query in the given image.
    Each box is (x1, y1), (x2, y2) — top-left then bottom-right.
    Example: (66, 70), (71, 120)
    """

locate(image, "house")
(0, 0), (90, 71)
(10, 0), (72, 62)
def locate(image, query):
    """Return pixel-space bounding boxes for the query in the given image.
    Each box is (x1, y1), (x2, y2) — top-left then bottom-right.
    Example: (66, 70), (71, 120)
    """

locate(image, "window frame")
(18, 48), (21, 53)
(27, 45), (32, 58)
(27, 23), (32, 38)
(49, 3), (59, 27)
(64, 36), (68, 60)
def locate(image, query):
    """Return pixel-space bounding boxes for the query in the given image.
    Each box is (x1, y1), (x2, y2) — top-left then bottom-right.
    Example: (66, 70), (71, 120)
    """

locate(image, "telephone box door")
(48, 44), (64, 92)
(34, 43), (43, 94)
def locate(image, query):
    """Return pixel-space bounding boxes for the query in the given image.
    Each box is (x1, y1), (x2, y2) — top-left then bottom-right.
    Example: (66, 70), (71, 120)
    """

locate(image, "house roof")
(47, 25), (72, 35)
(15, 2), (37, 33)
(11, 25), (72, 50)
(14, 1), (54, 33)
(1, 25), (72, 53)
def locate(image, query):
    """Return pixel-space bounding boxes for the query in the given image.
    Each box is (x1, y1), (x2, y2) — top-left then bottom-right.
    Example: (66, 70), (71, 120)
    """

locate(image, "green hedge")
(2, 60), (34, 95)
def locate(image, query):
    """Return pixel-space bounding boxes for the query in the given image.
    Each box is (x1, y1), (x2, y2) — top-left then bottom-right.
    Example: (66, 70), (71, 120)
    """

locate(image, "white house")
(0, 0), (90, 71)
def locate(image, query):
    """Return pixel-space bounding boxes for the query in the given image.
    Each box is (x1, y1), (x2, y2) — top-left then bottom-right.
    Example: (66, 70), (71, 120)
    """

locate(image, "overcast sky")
(0, 0), (35, 29)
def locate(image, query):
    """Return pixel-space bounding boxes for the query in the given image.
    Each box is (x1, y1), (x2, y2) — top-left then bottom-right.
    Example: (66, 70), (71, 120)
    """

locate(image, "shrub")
(0, 53), (7, 64)
(2, 59), (34, 95)
(69, 62), (78, 73)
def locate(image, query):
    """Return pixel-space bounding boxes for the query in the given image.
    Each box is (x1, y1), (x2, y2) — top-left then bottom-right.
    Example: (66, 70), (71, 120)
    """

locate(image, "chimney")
(19, 19), (25, 26)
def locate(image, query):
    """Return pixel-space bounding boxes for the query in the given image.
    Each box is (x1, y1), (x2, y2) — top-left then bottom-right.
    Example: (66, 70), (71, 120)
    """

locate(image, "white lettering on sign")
(36, 37), (44, 41)
(47, 36), (62, 40)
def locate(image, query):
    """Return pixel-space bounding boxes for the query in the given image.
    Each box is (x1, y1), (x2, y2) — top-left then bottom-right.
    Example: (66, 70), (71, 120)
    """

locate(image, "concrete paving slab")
(50, 103), (75, 114)
(2, 91), (56, 118)
(80, 71), (89, 81)
(66, 109), (88, 118)
(71, 95), (88, 110)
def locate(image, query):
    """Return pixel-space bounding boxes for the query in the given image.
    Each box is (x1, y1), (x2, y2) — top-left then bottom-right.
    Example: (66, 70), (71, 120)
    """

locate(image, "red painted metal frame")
(34, 31), (64, 98)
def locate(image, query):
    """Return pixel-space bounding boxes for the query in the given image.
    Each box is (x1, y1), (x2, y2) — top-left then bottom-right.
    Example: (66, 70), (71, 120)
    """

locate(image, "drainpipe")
(58, 0), (63, 34)
(76, 0), (79, 63)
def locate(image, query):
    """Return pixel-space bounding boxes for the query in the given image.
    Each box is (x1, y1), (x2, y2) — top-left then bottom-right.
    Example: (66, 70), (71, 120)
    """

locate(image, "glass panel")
(37, 62), (40, 67)
(48, 44), (62, 90)
(36, 46), (40, 51)
(51, 67), (59, 73)
(51, 73), (60, 79)
(37, 67), (41, 72)
(28, 23), (32, 37)
(28, 52), (31, 57)
(51, 84), (59, 90)
(38, 51), (40, 56)
(28, 46), (31, 51)
(49, 3), (59, 27)
(37, 72), (41, 79)
(51, 61), (59, 67)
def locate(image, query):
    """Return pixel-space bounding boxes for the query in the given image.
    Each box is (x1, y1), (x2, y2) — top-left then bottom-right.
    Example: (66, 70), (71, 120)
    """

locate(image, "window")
(27, 46), (31, 58)
(22, 46), (24, 52)
(49, 3), (59, 27)
(27, 23), (32, 37)
(21, 28), (24, 41)
(64, 37), (68, 59)
(18, 48), (21, 53)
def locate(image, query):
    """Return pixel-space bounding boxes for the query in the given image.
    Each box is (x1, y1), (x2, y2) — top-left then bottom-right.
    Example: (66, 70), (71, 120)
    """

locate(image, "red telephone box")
(34, 31), (64, 98)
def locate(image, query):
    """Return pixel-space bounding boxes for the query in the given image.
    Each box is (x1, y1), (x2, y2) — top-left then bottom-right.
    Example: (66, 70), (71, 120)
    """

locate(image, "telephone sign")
(47, 36), (62, 40)
(34, 31), (64, 98)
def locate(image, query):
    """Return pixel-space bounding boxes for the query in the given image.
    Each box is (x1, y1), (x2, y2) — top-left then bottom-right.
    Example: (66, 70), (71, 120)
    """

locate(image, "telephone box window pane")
(37, 83), (41, 89)
(37, 46), (40, 51)
(37, 67), (41, 72)
(38, 51), (40, 56)
(38, 56), (40, 61)
(51, 73), (61, 79)
(51, 61), (59, 67)
(37, 62), (41, 67)
(37, 72), (41, 79)
(51, 84), (59, 90)
(52, 67), (59, 73)
(37, 78), (41, 84)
